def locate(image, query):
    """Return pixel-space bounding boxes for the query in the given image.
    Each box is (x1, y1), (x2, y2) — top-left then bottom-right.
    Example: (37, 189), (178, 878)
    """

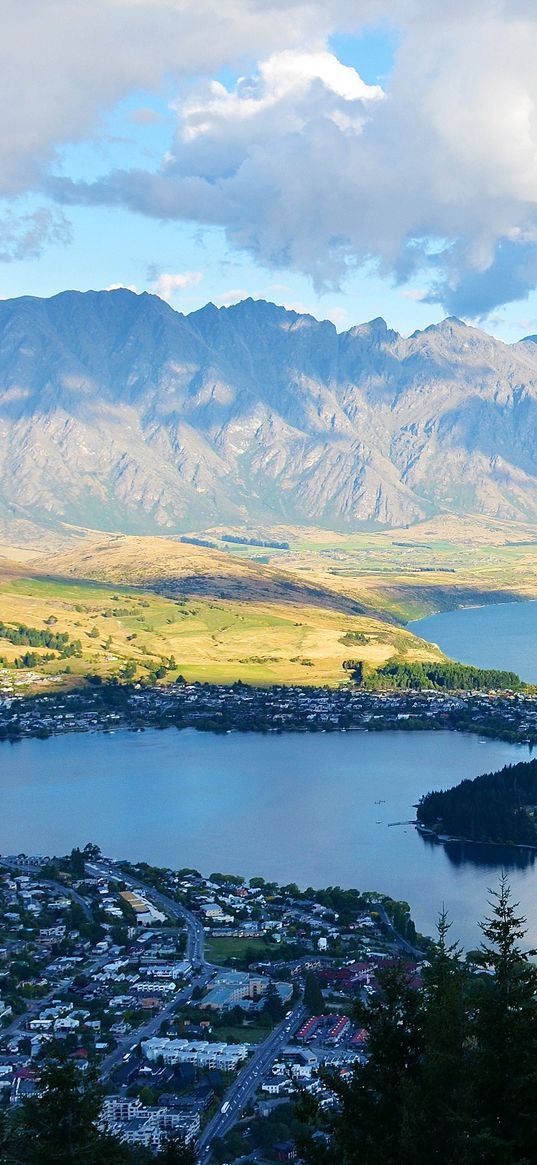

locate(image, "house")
(274, 1141), (298, 1161)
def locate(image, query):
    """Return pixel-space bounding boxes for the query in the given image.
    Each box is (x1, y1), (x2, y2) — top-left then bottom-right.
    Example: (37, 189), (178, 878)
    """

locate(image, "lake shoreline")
(415, 821), (537, 855)
(2, 681), (537, 746)
(412, 598), (537, 685)
(0, 726), (531, 950)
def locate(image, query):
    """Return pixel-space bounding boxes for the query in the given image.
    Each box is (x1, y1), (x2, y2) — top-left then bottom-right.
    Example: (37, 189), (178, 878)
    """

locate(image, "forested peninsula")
(417, 757), (537, 845)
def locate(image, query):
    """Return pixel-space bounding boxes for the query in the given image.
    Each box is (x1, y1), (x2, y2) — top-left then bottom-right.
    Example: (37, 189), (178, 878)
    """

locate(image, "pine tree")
(470, 876), (537, 1163)
(300, 963), (423, 1165)
(405, 909), (471, 1165)
(263, 981), (285, 1023)
(5, 1051), (130, 1165)
(303, 971), (324, 1016)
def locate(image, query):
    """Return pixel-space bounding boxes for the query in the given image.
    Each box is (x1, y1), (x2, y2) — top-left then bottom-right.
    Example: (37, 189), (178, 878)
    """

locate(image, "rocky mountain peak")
(1, 290), (537, 534)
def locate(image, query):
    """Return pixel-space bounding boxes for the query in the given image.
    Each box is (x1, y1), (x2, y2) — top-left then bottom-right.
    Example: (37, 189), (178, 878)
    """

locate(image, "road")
(196, 1002), (307, 1163)
(85, 861), (213, 1079)
(76, 865), (310, 1163)
(0, 858), (92, 920)
(0, 950), (115, 1042)
(87, 861), (206, 966)
(97, 967), (214, 1079)
(3, 856), (307, 1163)
(372, 901), (427, 959)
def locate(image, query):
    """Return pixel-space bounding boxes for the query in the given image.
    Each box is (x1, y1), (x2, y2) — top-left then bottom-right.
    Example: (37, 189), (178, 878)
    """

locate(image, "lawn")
(215, 1025), (270, 1044)
(205, 936), (282, 963)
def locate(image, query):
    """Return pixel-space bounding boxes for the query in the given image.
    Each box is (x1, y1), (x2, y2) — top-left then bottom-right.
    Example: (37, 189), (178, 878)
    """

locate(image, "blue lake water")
(1, 726), (535, 950)
(412, 599), (537, 682)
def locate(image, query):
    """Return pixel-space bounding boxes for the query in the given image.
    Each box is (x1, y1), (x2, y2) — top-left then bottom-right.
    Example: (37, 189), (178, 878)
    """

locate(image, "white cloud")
(49, 5), (537, 313)
(400, 289), (428, 302)
(5, 1), (537, 313)
(0, 0), (353, 196)
(150, 271), (203, 301)
(214, 288), (250, 306)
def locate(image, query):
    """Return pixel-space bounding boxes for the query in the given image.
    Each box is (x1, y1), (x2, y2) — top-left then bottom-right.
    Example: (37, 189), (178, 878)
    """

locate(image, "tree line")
(0, 620), (81, 654)
(417, 756), (537, 845)
(220, 534), (290, 549)
(351, 658), (525, 691)
(0, 619), (82, 671)
(299, 880), (537, 1165)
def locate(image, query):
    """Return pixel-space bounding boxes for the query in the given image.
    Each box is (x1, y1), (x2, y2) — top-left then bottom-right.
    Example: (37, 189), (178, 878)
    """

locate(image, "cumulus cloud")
(149, 271), (203, 301)
(5, 0), (537, 313)
(44, 4), (537, 315)
(0, 0), (354, 196)
(0, 207), (71, 262)
(50, 49), (384, 286)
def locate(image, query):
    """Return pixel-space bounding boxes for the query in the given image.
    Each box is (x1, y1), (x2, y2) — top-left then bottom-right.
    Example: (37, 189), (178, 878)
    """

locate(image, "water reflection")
(419, 831), (537, 870)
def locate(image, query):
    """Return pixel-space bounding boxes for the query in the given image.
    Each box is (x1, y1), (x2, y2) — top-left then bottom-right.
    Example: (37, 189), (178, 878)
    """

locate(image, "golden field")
(0, 511), (536, 690)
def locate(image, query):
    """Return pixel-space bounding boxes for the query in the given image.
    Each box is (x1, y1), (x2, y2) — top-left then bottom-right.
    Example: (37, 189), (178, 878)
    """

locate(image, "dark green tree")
(301, 963), (423, 1165)
(303, 971), (324, 1015)
(69, 846), (86, 877)
(405, 910), (471, 1165)
(263, 981), (285, 1024)
(83, 842), (101, 861)
(470, 877), (537, 1163)
(156, 1133), (196, 1164)
(5, 1050), (130, 1164)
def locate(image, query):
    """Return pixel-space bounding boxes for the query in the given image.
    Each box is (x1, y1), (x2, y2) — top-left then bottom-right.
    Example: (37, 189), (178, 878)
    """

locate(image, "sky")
(3, 0), (537, 339)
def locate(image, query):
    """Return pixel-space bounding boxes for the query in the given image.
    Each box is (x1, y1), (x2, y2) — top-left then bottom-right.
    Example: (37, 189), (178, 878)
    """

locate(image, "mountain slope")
(2, 290), (537, 532)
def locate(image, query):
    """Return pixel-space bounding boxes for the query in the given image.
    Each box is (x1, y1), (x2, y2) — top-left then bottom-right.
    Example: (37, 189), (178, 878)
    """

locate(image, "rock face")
(1, 288), (537, 532)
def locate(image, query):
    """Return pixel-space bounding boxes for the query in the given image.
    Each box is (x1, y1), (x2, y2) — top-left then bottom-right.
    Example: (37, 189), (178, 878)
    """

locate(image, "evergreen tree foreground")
(299, 877), (537, 1165)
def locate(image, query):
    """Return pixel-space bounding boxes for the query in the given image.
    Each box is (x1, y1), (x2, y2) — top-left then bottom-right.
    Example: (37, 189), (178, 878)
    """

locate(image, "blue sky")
(3, 2), (537, 341)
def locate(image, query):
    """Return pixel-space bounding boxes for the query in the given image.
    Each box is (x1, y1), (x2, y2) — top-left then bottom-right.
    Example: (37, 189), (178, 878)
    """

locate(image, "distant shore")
(1, 680), (537, 746)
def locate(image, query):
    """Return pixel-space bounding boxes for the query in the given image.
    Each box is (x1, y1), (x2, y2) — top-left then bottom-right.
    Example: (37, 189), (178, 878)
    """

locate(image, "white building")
(142, 1036), (249, 1071)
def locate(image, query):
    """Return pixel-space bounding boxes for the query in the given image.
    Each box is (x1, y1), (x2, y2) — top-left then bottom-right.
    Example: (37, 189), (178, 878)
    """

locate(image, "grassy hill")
(1, 512), (536, 692)
(0, 539), (444, 692)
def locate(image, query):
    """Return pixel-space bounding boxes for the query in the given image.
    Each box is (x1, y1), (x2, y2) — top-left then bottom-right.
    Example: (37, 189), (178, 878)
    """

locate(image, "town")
(1, 679), (537, 746)
(0, 845), (425, 1163)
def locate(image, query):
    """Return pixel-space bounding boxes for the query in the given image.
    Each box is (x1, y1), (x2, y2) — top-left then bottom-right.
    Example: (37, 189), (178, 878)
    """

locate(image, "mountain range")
(2, 288), (537, 535)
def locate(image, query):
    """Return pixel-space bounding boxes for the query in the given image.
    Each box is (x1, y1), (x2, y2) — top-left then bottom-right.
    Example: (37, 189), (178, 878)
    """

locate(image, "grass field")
(215, 1025), (270, 1044)
(1, 511), (536, 691)
(51, 517), (537, 624)
(204, 936), (282, 963)
(0, 538), (446, 691)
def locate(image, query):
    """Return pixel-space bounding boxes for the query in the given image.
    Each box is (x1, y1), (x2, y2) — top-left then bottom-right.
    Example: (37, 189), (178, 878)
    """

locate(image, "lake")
(1, 726), (535, 949)
(412, 599), (537, 682)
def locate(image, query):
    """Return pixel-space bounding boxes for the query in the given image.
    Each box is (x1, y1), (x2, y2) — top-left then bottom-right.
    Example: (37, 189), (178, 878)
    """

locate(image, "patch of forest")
(299, 882), (537, 1165)
(417, 756), (537, 845)
(220, 533), (290, 549)
(0, 620), (82, 669)
(361, 659), (524, 691)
